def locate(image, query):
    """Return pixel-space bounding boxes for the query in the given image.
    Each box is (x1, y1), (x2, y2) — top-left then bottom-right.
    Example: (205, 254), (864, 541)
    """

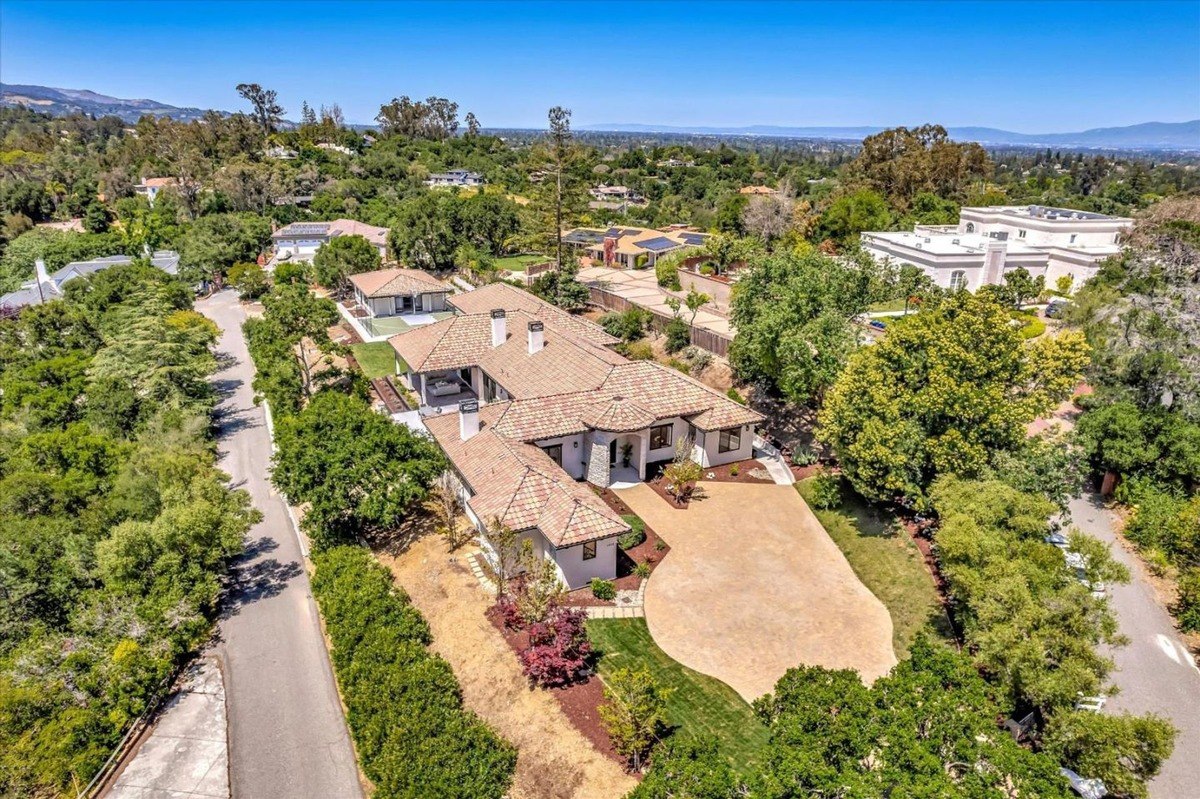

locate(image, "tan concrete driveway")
(619, 482), (896, 702)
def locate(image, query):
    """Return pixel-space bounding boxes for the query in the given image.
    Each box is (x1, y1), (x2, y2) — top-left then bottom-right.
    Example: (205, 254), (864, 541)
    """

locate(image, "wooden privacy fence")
(587, 286), (733, 358)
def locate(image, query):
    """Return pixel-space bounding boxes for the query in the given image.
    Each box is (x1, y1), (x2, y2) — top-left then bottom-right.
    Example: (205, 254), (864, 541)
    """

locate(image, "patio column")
(637, 429), (650, 481)
(586, 431), (613, 487)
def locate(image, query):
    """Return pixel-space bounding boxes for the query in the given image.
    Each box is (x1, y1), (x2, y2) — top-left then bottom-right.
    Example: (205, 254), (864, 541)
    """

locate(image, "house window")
(582, 541), (596, 560)
(542, 444), (563, 466)
(483, 372), (501, 402)
(1018, 229), (1027, 238)
(1069, 234), (1077, 244)
(649, 424), (673, 450)
(949, 270), (967, 291)
(718, 428), (741, 453)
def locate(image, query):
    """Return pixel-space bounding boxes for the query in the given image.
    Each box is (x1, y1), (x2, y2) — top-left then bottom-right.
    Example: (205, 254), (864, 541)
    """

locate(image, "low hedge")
(619, 515), (646, 550)
(312, 547), (516, 798)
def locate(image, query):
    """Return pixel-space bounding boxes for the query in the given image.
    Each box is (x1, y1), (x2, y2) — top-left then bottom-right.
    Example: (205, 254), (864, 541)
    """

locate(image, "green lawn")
(586, 618), (769, 774)
(796, 479), (953, 656)
(867, 297), (909, 312)
(349, 341), (399, 379)
(495, 254), (548, 272)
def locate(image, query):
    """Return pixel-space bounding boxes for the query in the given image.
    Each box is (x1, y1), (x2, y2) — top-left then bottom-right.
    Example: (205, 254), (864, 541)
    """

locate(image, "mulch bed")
(484, 606), (629, 769)
(698, 458), (774, 485)
(340, 321), (364, 345)
(563, 490), (672, 607)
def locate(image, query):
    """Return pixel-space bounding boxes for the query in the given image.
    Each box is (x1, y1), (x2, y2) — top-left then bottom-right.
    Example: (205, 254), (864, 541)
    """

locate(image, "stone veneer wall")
(585, 438), (611, 487)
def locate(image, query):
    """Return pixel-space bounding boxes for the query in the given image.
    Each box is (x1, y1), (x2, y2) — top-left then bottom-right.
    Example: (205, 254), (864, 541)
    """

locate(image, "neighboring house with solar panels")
(861, 205), (1132, 292)
(269, 218), (390, 266)
(388, 282), (762, 588)
(561, 225), (710, 268)
(0, 251), (181, 314)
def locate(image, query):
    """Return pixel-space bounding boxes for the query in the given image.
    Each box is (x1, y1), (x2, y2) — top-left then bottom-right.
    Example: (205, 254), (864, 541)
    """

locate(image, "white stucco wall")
(553, 537), (618, 589)
(645, 417), (689, 468)
(532, 433), (586, 480)
(696, 424), (755, 468)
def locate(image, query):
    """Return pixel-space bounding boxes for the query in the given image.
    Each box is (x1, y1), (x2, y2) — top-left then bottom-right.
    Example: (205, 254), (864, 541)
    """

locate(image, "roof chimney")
(490, 308), (506, 347)
(34, 258), (50, 286)
(459, 399), (480, 441)
(527, 320), (544, 354)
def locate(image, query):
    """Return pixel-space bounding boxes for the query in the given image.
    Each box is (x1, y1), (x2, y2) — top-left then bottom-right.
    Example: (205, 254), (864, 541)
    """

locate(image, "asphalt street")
(199, 290), (362, 799)
(1070, 492), (1200, 799)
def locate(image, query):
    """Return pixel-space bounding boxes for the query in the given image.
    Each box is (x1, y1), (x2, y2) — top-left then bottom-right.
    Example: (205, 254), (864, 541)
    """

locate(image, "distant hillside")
(582, 120), (1200, 151)
(0, 83), (220, 123)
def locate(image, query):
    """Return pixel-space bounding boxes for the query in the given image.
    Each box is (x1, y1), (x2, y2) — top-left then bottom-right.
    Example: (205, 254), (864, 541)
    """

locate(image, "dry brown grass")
(378, 534), (636, 799)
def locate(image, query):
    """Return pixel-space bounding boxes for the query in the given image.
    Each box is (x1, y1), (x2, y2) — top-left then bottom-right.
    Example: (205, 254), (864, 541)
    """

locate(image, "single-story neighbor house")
(426, 169), (485, 187)
(270, 219), (389, 263)
(562, 225), (710, 268)
(1, 251), (180, 313)
(348, 268), (452, 318)
(389, 282), (762, 588)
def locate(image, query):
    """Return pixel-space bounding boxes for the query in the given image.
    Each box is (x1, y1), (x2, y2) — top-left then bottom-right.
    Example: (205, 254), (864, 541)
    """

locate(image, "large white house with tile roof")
(389, 282), (761, 588)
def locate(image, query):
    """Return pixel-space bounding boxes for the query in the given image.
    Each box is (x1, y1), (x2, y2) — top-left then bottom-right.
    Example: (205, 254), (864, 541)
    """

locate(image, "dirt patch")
(378, 534), (636, 799)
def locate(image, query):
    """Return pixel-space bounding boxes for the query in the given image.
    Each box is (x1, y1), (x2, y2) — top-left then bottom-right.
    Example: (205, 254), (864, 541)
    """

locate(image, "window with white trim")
(949, 270), (967, 291)
(718, 428), (741, 453)
(649, 424), (673, 450)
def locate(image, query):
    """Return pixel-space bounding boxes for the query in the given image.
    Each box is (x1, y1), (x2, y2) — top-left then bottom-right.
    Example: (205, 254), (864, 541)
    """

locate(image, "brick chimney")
(459, 399), (480, 441)
(490, 309), (506, 347)
(527, 320), (544, 354)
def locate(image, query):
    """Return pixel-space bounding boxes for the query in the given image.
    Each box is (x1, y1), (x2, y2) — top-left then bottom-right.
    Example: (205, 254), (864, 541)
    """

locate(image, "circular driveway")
(618, 481), (896, 702)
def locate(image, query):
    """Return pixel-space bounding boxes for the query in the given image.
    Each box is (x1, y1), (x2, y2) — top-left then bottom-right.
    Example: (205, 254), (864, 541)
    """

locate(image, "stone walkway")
(108, 655), (228, 799)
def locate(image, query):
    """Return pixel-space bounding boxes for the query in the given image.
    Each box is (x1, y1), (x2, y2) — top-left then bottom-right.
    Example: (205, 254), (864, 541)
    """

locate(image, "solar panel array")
(679, 232), (708, 245)
(279, 223), (333, 235)
(636, 236), (680, 252)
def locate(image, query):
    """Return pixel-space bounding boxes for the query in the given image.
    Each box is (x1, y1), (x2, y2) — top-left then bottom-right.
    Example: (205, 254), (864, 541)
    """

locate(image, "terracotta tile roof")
(447, 283), (617, 346)
(349, 268), (449, 297)
(599, 362), (763, 431)
(329, 219), (389, 247)
(579, 395), (658, 432)
(389, 314), (495, 373)
(425, 409), (628, 547)
(140, 177), (175, 188)
(477, 319), (622, 399)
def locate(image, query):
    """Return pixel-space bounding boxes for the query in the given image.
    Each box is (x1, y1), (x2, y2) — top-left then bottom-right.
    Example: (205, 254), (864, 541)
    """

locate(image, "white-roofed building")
(861, 205), (1133, 292)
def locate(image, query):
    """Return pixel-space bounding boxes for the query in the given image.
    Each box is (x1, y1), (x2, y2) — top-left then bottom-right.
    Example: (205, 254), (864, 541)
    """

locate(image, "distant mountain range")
(0, 83), (221, 123)
(581, 121), (1200, 151)
(3, 83), (1197, 150)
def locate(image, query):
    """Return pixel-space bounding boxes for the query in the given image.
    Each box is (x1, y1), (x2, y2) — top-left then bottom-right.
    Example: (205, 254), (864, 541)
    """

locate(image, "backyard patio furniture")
(429, 379), (462, 397)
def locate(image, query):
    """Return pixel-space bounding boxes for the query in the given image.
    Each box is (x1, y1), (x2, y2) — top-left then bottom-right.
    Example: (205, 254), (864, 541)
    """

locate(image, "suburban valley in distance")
(1, 2), (1198, 799)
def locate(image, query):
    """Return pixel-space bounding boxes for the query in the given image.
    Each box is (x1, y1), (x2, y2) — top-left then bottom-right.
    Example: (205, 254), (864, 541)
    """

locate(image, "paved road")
(199, 290), (363, 799)
(1070, 492), (1200, 798)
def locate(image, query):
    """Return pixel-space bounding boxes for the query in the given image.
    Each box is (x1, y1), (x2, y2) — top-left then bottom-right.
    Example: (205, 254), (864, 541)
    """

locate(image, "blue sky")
(2, 1), (1198, 130)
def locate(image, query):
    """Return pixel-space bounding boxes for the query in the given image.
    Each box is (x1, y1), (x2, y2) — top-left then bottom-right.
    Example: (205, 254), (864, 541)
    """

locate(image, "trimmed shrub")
(655, 258), (681, 290)
(791, 446), (818, 467)
(591, 578), (617, 600)
(312, 547), (516, 797)
(807, 469), (842, 510)
(623, 341), (653, 360)
(619, 515), (646, 550)
(1175, 568), (1200, 633)
(518, 607), (592, 687)
(634, 561), (652, 579)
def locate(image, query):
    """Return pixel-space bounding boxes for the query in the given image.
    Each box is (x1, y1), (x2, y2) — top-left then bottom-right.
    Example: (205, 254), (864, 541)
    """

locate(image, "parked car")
(1045, 530), (1070, 548)
(1060, 767), (1107, 799)
(1046, 299), (1070, 318)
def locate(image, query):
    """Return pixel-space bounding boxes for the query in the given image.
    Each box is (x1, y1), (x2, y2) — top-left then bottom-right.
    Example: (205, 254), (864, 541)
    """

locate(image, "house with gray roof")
(0, 251), (180, 314)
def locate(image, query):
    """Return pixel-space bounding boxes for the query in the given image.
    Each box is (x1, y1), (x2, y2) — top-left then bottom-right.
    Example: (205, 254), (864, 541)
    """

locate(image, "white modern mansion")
(268, 219), (390, 265)
(861, 205), (1133, 292)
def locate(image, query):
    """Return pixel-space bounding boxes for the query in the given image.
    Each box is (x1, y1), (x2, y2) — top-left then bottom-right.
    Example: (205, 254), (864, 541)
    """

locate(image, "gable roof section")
(350, 268), (449, 298)
(389, 314), (496, 373)
(447, 283), (617, 347)
(424, 409), (628, 547)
